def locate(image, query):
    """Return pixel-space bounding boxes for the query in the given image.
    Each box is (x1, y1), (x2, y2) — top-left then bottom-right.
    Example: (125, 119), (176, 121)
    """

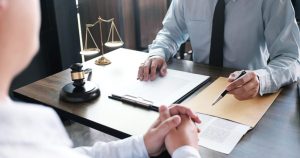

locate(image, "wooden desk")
(14, 48), (300, 157)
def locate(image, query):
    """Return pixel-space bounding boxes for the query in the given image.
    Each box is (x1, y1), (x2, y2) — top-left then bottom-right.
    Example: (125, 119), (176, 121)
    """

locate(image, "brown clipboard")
(185, 77), (281, 127)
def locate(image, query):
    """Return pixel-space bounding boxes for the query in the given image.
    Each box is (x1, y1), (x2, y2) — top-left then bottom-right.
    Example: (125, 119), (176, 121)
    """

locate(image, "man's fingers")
(150, 60), (159, 81)
(226, 72), (254, 91)
(232, 87), (258, 100)
(228, 71), (240, 82)
(137, 63), (145, 80)
(138, 57), (166, 81)
(177, 115), (199, 135)
(229, 84), (255, 96)
(227, 71), (260, 100)
(229, 79), (259, 100)
(169, 105), (201, 123)
(149, 105), (170, 129)
(142, 59), (151, 81)
(150, 118), (161, 129)
(156, 115), (181, 138)
(229, 78), (257, 93)
(138, 59), (151, 81)
(159, 62), (167, 77)
(179, 114), (189, 122)
(159, 105), (171, 121)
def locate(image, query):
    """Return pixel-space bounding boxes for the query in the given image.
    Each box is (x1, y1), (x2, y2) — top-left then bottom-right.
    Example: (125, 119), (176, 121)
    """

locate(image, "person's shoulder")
(1, 101), (74, 146)
(14, 101), (56, 113)
(9, 101), (59, 120)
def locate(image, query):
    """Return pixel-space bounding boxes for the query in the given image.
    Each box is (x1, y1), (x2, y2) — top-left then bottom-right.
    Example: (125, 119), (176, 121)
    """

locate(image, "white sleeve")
(172, 146), (201, 158)
(74, 136), (149, 158)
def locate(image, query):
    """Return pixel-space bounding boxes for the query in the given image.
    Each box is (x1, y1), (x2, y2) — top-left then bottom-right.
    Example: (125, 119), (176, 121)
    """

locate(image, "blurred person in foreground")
(0, 0), (202, 157)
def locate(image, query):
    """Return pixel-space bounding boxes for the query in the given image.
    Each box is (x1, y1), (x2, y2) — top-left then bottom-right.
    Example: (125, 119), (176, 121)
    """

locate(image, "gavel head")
(70, 63), (85, 87)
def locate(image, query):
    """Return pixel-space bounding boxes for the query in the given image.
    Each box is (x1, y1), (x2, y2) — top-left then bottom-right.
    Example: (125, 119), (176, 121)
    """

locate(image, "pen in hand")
(211, 70), (247, 106)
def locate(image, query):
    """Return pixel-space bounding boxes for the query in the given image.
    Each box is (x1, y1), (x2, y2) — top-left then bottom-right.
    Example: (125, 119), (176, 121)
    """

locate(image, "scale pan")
(105, 41), (124, 48)
(80, 48), (100, 56)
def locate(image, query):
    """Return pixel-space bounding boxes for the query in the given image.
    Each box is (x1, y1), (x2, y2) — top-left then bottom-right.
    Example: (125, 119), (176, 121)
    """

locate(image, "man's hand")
(168, 104), (201, 124)
(137, 56), (167, 81)
(143, 105), (200, 156)
(165, 115), (200, 155)
(226, 71), (260, 100)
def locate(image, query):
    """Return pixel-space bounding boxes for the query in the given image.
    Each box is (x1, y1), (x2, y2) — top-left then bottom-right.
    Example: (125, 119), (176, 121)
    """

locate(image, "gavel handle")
(84, 68), (93, 81)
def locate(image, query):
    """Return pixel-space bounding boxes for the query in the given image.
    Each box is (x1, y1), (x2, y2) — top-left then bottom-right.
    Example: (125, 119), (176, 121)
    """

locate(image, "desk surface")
(14, 48), (300, 158)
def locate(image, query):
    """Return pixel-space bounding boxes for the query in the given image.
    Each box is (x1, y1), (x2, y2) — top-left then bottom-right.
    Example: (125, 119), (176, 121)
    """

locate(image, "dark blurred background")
(292, 0), (300, 21)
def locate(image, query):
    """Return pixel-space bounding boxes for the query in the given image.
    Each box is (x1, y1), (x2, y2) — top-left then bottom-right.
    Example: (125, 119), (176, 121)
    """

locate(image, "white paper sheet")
(86, 49), (209, 108)
(197, 113), (250, 154)
(112, 69), (209, 107)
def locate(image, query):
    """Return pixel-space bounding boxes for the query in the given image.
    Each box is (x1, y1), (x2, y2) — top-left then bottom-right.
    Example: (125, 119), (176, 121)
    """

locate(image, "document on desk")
(197, 113), (250, 154)
(183, 77), (280, 154)
(185, 77), (281, 127)
(112, 69), (210, 107)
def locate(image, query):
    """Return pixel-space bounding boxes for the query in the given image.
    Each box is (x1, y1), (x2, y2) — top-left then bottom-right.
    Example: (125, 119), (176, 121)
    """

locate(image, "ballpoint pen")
(211, 70), (247, 106)
(108, 94), (159, 112)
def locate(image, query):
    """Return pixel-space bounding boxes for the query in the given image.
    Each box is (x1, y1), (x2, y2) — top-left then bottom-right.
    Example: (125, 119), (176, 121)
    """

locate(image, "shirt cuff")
(254, 69), (270, 95)
(149, 48), (167, 61)
(172, 146), (201, 158)
(138, 135), (150, 158)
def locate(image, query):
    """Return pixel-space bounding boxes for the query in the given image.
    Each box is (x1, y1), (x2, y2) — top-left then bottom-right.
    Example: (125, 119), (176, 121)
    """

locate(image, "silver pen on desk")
(211, 70), (247, 106)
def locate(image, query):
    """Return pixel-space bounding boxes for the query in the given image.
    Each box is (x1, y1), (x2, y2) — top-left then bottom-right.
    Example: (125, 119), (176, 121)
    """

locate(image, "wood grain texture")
(78, 0), (137, 51)
(14, 49), (300, 158)
(135, 0), (168, 49)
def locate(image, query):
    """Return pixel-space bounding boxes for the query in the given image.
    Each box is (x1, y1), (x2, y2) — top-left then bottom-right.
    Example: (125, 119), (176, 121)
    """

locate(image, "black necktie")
(209, 0), (225, 67)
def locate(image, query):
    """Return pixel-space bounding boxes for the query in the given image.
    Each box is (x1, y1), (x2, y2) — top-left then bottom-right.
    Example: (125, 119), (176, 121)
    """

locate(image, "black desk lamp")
(60, 63), (100, 103)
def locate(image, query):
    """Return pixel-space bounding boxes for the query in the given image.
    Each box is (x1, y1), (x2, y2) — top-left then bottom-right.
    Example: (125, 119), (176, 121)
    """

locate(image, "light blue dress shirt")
(149, 0), (300, 95)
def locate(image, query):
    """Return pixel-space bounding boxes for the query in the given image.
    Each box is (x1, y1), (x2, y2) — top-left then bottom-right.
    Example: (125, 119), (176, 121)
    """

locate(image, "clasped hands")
(143, 105), (200, 157)
(138, 56), (260, 100)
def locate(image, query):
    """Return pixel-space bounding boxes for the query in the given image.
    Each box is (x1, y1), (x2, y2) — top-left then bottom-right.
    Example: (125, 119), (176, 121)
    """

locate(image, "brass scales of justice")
(80, 17), (124, 65)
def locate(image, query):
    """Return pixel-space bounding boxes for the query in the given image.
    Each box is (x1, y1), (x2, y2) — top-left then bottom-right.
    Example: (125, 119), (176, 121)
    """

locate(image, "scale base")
(60, 81), (100, 103)
(95, 56), (111, 65)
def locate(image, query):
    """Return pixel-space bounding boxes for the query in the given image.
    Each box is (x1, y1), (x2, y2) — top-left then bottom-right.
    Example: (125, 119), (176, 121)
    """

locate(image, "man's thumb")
(228, 72), (237, 82)
(156, 115), (181, 137)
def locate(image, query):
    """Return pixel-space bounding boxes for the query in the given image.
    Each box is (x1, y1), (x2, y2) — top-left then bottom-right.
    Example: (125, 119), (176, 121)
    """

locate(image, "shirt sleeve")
(172, 146), (201, 158)
(255, 0), (300, 95)
(148, 0), (189, 61)
(74, 136), (149, 158)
